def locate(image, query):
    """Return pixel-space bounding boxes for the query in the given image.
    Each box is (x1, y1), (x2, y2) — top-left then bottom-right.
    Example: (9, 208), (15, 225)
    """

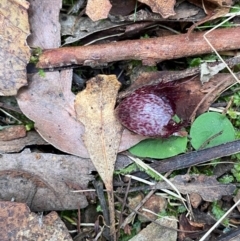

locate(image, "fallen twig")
(150, 139), (240, 173)
(37, 27), (240, 68)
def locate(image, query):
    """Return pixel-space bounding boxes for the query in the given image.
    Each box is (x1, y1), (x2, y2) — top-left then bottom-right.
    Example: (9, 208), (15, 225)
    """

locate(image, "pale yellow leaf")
(75, 75), (122, 190)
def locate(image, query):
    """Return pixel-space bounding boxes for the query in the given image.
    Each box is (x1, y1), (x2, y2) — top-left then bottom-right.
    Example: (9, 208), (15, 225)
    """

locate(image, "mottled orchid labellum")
(116, 82), (183, 137)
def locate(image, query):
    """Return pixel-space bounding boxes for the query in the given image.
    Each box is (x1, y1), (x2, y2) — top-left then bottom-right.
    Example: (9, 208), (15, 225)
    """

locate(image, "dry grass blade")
(199, 198), (240, 241)
(203, 13), (240, 84)
(128, 156), (187, 203)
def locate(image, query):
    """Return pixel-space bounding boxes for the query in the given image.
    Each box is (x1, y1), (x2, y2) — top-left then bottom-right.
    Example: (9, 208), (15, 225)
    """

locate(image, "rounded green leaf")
(190, 112), (235, 150)
(129, 136), (187, 159)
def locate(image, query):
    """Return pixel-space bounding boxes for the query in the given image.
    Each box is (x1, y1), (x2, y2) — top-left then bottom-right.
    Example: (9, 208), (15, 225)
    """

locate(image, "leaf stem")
(107, 190), (116, 241)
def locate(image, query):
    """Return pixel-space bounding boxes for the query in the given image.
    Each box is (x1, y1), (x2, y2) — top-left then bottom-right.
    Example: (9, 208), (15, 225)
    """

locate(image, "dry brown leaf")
(18, 0), (144, 158)
(86, 0), (112, 21)
(209, 0), (232, 6)
(17, 71), (145, 158)
(0, 202), (72, 240)
(187, 0), (233, 35)
(17, 70), (89, 158)
(156, 174), (236, 201)
(60, 14), (127, 45)
(187, 73), (237, 121)
(179, 214), (204, 240)
(189, 193), (202, 208)
(138, 0), (176, 18)
(75, 75), (122, 239)
(75, 75), (122, 190)
(138, 195), (167, 222)
(0, 0), (31, 95)
(17, 0), (90, 157)
(27, 0), (62, 48)
(17, 72), (236, 159)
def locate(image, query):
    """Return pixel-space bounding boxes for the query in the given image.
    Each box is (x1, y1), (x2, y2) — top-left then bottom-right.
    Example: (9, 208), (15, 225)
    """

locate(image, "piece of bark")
(37, 27), (240, 68)
(0, 150), (95, 211)
(0, 131), (48, 153)
(0, 125), (26, 141)
(0, 152), (132, 211)
(150, 139), (240, 173)
(0, 202), (72, 241)
(0, 0), (31, 96)
(27, 0), (61, 48)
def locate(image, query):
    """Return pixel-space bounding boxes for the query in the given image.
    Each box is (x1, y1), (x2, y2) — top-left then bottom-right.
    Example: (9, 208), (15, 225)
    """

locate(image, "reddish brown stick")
(37, 27), (240, 68)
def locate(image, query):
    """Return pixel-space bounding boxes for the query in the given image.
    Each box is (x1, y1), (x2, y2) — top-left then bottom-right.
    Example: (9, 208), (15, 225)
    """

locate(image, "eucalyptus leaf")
(129, 136), (187, 159)
(190, 112), (235, 150)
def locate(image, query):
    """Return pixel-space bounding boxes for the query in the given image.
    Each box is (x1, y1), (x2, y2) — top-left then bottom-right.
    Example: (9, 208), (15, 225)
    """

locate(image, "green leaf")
(188, 57), (202, 67)
(129, 136), (187, 159)
(190, 112), (235, 150)
(231, 163), (240, 182)
(114, 163), (138, 175)
(38, 69), (46, 77)
(218, 174), (234, 184)
(211, 201), (229, 226)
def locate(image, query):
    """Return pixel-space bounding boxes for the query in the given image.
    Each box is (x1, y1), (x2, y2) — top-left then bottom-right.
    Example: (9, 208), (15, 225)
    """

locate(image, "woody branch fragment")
(37, 27), (240, 68)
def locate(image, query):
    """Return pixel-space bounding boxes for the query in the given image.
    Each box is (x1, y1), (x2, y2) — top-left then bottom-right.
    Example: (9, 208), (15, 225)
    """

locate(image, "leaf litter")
(0, 202), (72, 241)
(75, 75), (122, 239)
(0, 0), (31, 95)
(17, 70), (147, 158)
(1, 0), (240, 240)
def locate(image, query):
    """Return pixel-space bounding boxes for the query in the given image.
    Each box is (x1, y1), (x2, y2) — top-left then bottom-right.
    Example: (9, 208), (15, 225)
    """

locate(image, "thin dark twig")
(93, 180), (111, 240)
(93, 180), (110, 225)
(115, 194), (206, 234)
(150, 139), (240, 173)
(120, 189), (155, 228)
(117, 177), (131, 239)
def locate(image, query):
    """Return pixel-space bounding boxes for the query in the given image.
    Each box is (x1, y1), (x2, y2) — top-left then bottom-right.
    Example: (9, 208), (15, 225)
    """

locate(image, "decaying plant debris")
(1, 0), (240, 240)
